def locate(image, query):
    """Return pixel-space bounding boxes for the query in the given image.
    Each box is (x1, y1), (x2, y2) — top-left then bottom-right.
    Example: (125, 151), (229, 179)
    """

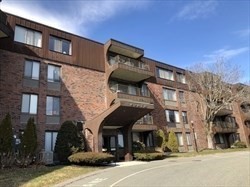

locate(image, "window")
(46, 96), (60, 115)
(176, 133), (183, 146)
(146, 132), (154, 147)
(186, 133), (192, 145)
(45, 132), (58, 152)
(47, 64), (60, 82)
(118, 134), (124, 148)
(141, 84), (150, 97)
(163, 88), (176, 101)
(21, 94), (38, 114)
(165, 110), (180, 123)
(24, 60), (40, 80)
(128, 85), (137, 95)
(49, 36), (71, 55)
(214, 134), (224, 144)
(232, 133), (240, 142)
(179, 91), (185, 103)
(14, 25), (42, 47)
(182, 112), (188, 124)
(176, 72), (186, 83)
(157, 68), (174, 80)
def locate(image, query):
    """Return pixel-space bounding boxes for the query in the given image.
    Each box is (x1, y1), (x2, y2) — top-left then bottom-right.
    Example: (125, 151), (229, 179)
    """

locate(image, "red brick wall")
(0, 49), (106, 151)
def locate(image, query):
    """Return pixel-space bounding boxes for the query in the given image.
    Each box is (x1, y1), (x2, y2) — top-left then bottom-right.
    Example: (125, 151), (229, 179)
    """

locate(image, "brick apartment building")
(0, 11), (249, 161)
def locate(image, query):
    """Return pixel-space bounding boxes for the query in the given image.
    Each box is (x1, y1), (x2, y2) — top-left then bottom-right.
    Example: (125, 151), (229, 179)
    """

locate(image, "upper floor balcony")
(0, 10), (12, 38)
(133, 114), (157, 132)
(108, 55), (154, 82)
(109, 82), (154, 105)
(106, 39), (144, 59)
(216, 105), (233, 116)
(213, 121), (238, 133)
(135, 114), (153, 125)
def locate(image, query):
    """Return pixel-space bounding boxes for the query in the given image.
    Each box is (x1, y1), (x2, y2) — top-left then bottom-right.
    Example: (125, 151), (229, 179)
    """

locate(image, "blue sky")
(1, 0), (249, 82)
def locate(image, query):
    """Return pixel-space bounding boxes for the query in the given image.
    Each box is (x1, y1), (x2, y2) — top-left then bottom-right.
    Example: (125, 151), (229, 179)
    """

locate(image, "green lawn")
(0, 165), (102, 187)
(168, 148), (250, 158)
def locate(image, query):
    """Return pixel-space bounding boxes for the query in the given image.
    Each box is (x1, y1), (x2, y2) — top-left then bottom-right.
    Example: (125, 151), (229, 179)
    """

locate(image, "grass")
(168, 147), (250, 158)
(0, 148), (248, 186)
(0, 165), (103, 187)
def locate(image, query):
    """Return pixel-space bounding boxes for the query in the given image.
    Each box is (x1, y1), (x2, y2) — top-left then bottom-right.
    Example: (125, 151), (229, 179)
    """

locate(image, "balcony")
(133, 115), (157, 131)
(109, 81), (150, 97)
(108, 55), (154, 82)
(135, 115), (153, 125)
(216, 105), (233, 116)
(213, 121), (238, 133)
(0, 10), (11, 38)
(106, 39), (144, 59)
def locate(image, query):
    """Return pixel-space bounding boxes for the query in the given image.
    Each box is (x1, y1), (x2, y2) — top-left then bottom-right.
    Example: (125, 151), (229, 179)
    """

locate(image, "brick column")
(122, 124), (133, 161)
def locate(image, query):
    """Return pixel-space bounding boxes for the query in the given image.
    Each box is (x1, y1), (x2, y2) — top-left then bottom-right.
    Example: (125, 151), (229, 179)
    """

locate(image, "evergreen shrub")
(68, 152), (114, 165)
(167, 130), (179, 152)
(54, 121), (82, 163)
(134, 151), (165, 161)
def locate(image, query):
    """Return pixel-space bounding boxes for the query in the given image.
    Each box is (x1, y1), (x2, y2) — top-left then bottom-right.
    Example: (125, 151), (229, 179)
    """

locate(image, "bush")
(155, 129), (168, 151)
(0, 113), (13, 153)
(14, 117), (38, 168)
(20, 117), (37, 157)
(132, 141), (145, 152)
(166, 130), (179, 152)
(55, 121), (84, 163)
(231, 141), (247, 148)
(134, 151), (165, 161)
(0, 114), (15, 169)
(68, 152), (115, 165)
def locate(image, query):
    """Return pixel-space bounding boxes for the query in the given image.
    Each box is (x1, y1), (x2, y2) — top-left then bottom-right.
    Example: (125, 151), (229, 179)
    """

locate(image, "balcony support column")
(121, 123), (134, 161)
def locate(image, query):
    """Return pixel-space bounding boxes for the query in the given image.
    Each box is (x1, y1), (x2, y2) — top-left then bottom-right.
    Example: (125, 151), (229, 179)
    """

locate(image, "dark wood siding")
(142, 57), (188, 90)
(0, 13), (105, 72)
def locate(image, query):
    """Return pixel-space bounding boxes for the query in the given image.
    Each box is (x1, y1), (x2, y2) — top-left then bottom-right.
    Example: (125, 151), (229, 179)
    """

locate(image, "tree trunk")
(207, 133), (215, 149)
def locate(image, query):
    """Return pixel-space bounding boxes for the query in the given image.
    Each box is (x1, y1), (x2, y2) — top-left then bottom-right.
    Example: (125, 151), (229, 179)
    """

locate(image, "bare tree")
(187, 58), (249, 149)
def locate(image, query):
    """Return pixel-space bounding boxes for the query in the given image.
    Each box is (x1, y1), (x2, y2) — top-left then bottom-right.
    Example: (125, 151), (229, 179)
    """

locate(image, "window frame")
(182, 111), (188, 124)
(45, 131), (58, 152)
(214, 133), (225, 144)
(179, 91), (185, 103)
(165, 110), (180, 123)
(163, 88), (176, 101)
(46, 96), (60, 116)
(176, 132), (184, 146)
(49, 35), (72, 55)
(157, 68), (174, 81)
(176, 72), (186, 84)
(21, 94), (38, 114)
(186, 133), (192, 146)
(47, 64), (61, 83)
(14, 25), (42, 47)
(24, 60), (40, 80)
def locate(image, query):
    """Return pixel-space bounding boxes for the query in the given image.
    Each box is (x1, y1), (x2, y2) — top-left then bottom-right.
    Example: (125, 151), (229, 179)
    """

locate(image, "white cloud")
(174, 0), (218, 21)
(204, 47), (249, 60)
(1, 0), (149, 36)
(234, 28), (250, 38)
